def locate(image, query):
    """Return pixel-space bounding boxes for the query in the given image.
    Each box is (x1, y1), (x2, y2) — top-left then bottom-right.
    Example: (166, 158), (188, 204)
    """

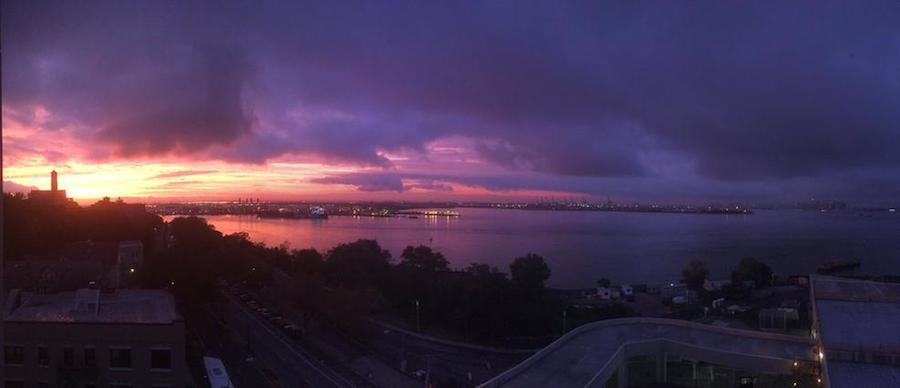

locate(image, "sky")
(3, 1), (900, 205)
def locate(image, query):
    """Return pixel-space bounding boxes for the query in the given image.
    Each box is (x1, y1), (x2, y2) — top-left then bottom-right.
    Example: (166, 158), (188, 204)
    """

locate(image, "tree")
(510, 254), (551, 299)
(464, 263), (502, 278)
(597, 278), (611, 288)
(160, 217), (228, 308)
(398, 245), (449, 275)
(325, 239), (392, 289)
(732, 257), (773, 289)
(169, 216), (222, 250)
(682, 259), (708, 291)
(292, 248), (325, 274)
(291, 273), (329, 330)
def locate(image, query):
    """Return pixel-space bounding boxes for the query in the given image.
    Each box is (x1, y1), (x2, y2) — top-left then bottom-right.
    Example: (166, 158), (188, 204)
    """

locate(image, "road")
(249, 286), (420, 388)
(360, 320), (531, 386)
(256, 261), (532, 387)
(220, 293), (353, 388)
(195, 308), (284, 388)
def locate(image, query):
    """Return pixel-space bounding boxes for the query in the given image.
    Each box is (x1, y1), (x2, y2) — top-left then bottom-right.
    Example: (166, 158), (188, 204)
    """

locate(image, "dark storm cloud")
(94, 45), (255, 158)
(4, 1), (900, 201)
(311, 174), (407, 192)
(309, 170), (900, 207)
(409, 180), (454, 193)
(309, 172), (602, 195)
(311, 173), (455, 193)
(2, 1), (256, 158)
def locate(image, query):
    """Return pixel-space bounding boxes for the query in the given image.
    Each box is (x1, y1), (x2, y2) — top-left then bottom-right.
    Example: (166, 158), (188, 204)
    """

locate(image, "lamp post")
(415, 300), (421, 332)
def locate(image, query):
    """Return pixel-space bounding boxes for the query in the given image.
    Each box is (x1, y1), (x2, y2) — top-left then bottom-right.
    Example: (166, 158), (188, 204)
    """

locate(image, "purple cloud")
(311, 174), (407, 192)
(4, 1), (900, 204)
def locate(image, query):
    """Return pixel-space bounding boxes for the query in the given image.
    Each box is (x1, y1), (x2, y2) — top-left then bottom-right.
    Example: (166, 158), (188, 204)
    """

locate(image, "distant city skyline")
(4, 2), (900, 206)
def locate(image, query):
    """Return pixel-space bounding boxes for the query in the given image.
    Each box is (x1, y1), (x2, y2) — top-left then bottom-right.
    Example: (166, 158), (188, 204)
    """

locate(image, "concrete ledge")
(478, 318), (815, 388)
(370, 318), (538, 354)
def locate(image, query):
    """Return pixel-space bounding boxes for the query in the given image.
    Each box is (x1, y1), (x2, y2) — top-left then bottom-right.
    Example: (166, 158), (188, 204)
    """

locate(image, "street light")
(415, 300), (421, 332)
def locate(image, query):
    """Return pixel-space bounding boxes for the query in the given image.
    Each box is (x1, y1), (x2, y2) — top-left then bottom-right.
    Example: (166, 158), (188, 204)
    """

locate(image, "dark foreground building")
(3, 288), (189, 388)
(810, 275), (900, 386)
(480, 275), (900, 387)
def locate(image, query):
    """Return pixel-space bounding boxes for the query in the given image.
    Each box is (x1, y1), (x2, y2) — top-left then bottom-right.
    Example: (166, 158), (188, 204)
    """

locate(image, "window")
(63, 346), (74, 366)
(84, 347), (96, 367)
(4, 345), (24, 365)
(37, 346), (49, 366)
(150, 348), (172, 370)
(109, 348), (132, 369)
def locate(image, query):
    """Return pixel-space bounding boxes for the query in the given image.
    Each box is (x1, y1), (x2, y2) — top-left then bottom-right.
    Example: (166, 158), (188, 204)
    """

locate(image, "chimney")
(51, 170), (58, 192)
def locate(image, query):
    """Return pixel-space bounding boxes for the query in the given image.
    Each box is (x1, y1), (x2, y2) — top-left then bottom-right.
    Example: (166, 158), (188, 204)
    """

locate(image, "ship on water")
(397, 209), (461, 217)
(257, 206), (328, 219)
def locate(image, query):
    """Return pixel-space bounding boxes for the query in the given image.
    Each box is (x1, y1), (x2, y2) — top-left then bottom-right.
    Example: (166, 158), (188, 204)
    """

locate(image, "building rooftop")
(826, 362), (900, 387)
(479, 318), (813, 387)
(812, 275), (900, 303)
(812, 276), (900, 351)
(4, 288), (180, 324)
(815, 299), (900, 351)
(811, 275), (900, 387)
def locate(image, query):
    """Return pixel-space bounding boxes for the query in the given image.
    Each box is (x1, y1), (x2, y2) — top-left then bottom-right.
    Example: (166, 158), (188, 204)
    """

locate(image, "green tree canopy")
(682, 259), (708, 291)
(510, 253), (551, 299)
(398, 245), (450, 275)
(731, 257), (773, 288)
(325, 239), (392, 288)
(292, 248), (325, 274)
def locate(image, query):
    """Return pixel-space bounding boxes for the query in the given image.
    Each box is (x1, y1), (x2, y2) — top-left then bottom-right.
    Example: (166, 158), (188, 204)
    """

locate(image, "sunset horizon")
(4, 2), (900, 387)
(5, 2), (900, 207)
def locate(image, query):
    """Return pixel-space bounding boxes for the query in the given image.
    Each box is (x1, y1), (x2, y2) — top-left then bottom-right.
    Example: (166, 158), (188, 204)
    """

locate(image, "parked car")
(282, 323), (303, 339)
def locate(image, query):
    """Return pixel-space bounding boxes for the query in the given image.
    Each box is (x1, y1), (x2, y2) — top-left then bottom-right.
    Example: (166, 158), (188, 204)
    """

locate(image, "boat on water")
(397, 209), (461, 217)
(817, 258), (861, 273)
(257, 206), (327, 219)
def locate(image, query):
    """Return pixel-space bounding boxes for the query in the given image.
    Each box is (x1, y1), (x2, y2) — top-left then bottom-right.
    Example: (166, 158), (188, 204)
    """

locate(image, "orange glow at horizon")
(4, 160), (585, 205)
(3, 115), (589, 204)
(3, 160), (358, 203)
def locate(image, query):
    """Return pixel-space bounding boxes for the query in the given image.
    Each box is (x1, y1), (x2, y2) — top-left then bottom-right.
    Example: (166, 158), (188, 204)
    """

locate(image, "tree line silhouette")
(4, 193), (633, 345)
